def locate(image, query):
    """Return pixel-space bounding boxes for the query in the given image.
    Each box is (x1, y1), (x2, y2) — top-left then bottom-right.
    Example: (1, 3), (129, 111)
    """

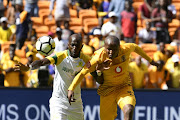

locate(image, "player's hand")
(68, 90), (76, 105)
(14, 61), (30, 72)
(96, 59), (112, 72)
(150, 60), (160, 68)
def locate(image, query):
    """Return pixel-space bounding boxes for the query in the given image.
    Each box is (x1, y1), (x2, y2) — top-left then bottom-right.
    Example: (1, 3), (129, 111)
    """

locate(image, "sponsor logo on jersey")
(62, 66), (74, 74)
(115, 66), (122, 73)
(76, 61), (83, 67)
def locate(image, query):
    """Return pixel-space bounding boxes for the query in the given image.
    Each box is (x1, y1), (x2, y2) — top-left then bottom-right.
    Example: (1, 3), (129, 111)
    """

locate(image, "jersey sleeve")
(68, 51), (101, 91)
(132, 43), (152, 62)
(46, 52), (66, 65)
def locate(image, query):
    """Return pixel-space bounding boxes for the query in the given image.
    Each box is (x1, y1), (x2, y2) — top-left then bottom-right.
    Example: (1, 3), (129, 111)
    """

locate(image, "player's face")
(105, 43), (119, 59)
(68, 38), (83, 58)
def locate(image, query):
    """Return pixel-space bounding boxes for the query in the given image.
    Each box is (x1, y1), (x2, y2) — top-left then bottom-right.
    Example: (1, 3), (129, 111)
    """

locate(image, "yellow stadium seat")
(70, 9), (77, 18)
(38, 1), (50, 9)
(20, 58), (28, 65)
(140, 44), (157, 52)
(31, 17), (43, 25)
(84, 22), (99, 33)
(37, 33), (48, 38)
(15, 46), (26, 58)
(69, 18), (81, 26)
(79, 10), (97, 24)
(50, 26), (57, 34)
(70, 26), (83, 33)
(35, 26), (49, 34)
(44, 17), (56, 26)
(83, 18), (98, 26)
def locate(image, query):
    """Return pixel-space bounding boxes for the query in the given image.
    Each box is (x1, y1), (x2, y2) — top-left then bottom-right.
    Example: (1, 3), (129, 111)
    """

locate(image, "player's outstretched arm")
(14, 58), (51, 72)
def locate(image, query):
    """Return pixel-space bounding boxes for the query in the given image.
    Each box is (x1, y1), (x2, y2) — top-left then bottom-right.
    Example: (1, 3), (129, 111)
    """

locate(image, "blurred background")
(0, 0), (180, 120)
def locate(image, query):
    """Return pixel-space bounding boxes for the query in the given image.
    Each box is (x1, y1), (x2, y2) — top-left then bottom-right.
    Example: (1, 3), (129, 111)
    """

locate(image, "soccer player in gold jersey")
(68, 36), (159, 120)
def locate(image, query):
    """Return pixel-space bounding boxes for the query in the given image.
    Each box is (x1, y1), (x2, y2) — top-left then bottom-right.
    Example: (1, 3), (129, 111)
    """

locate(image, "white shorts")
(49, 97), (84, 120)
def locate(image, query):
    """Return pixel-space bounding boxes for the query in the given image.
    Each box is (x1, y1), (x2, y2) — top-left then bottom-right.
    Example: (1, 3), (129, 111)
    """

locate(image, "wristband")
(96, 70), (102, 76)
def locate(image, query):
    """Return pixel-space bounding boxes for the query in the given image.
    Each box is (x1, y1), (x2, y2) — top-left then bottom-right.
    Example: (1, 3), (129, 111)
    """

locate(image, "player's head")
(9, 44), (16, 60)
(104, 36), (120, 59)
(68, 34), (83, 58)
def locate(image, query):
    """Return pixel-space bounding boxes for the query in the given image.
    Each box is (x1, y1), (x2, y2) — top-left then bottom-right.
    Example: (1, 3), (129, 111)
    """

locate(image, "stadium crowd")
(0, 0), (180, 89)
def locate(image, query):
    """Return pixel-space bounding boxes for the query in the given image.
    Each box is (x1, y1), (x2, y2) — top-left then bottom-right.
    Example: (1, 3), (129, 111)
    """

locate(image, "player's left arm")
(68, 54), (100, 104)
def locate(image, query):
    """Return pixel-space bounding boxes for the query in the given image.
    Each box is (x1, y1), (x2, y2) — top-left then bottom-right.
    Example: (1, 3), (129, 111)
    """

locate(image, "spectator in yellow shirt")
(2, 44), (24, 87)
(24, 52), (39, 88)
(82, 34), (94, 57)
(149, 60), (169, 90)
(81, 35), (96, 88)
(153, 42), (168, 62)
(129, 56), (149, 89)
(25, 36), (39, 61)
(89, 29), (102, 50)
(166, 54), (180, 88)
(0, 17), (13, 44)
(165, 45), (175, 69)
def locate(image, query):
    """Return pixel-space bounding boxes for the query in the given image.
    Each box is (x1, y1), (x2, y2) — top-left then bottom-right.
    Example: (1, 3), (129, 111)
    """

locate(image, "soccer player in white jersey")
(14, 34), (90, 120)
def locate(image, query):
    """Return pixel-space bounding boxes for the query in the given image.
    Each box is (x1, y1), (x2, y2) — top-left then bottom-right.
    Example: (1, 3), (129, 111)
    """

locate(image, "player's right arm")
(15, 52), (65, 72)
(14, 58), (51, 72)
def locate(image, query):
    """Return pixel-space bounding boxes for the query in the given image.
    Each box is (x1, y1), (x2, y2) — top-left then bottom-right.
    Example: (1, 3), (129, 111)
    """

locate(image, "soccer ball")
(36, 36), (55, 56)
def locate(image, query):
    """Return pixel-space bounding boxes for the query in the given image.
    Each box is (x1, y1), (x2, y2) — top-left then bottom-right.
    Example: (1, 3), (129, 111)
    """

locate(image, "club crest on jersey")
(121, 55), (126, 62)
(115, 66), (122, 73)
(76, 61), (83, 67)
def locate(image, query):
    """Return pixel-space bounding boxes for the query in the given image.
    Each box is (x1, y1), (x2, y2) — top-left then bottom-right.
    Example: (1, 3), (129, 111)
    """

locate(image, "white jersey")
(46, 50), (90, 108)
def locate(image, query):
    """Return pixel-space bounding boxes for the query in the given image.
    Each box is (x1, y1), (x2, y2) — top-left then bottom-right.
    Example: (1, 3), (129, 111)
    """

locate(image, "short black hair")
(69, 33), (82, 42)
(105, 35), (120, 45)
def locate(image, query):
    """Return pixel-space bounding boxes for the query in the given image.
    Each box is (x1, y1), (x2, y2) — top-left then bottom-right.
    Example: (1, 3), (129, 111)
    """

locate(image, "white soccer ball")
(36, 36), (55, 56)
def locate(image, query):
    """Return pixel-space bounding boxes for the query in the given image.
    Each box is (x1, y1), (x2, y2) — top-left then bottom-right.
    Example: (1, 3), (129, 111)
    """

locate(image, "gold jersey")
(69, 43), (152, 96)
